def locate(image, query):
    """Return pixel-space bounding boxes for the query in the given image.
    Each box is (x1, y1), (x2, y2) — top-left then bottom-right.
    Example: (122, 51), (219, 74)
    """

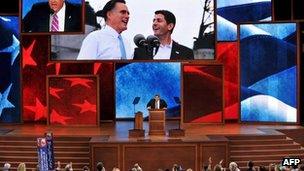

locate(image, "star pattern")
(24, 98), (47, 121)
(0, 35), (20, 65)
(50, 109), (72, 125)
(49, 87), (64, 99)
(47, 63), (61, 75)
(94, 63), (102, 74)
(22, 40), (37, 68)
(0, 84), (15, 117)
(64, 78), (93, 88)
(72, 100), (96, 113)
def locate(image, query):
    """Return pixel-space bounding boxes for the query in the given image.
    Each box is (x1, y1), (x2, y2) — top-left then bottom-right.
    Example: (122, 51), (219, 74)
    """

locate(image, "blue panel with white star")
(0, 16), (21, 123)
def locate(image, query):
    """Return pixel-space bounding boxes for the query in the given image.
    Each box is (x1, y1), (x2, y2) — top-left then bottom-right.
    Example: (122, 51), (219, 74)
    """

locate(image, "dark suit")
(22, 2), (81, 32)
(147, 99), (168, 109)
(133, 41), (194, 60)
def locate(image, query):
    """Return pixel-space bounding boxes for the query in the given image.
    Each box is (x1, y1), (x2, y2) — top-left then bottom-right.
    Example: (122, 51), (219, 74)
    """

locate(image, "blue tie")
(118, 35), (126, 59)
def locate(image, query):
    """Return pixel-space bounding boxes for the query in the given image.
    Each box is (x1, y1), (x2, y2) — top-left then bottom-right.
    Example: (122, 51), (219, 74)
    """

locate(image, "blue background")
(115, 63), (181, 118)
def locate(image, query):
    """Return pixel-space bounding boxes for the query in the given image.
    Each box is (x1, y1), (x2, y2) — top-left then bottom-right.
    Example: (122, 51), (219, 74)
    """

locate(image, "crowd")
(2, 158), (304, 171)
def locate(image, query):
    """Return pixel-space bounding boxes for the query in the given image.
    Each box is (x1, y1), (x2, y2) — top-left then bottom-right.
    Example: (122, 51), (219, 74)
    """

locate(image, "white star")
(0, 35), (20, 65)
(0, 84), (15, 117)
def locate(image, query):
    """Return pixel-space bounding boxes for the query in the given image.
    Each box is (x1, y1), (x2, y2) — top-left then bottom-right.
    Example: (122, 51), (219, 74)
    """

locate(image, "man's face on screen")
(49, 0), (64, 13)
(107, 2), (129, 33)
(153, 14), (173, 37)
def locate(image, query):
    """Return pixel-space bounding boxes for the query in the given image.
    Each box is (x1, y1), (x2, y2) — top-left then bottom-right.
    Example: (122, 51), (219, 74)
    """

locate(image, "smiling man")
(22, 0), (82, 32)
(134, 10), (194, 60)
(77, 0), (133, 60)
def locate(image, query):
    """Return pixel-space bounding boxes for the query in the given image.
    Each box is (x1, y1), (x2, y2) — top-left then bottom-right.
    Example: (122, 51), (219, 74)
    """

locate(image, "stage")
(0, 121), (303, 171)
(0, 121), (303, 139)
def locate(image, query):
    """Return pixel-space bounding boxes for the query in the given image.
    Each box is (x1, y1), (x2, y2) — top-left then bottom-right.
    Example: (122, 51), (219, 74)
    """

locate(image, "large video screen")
(183, 64), (223, 123)
(22, 0), (81, 18)
(115, 62), (180, 118)
(240, 23), (297, 123)
(0, 16), (20, 123)
(51, 0), (215, 60)
(217, 0), (271, 41)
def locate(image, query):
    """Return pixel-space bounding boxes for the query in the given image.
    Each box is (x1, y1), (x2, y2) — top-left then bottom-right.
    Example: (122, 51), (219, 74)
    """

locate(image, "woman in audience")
(229, 162), (240, 171)
(17, 163), (26, 171)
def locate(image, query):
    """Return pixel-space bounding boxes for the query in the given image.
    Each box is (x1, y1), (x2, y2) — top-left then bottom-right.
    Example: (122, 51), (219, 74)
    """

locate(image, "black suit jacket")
(22, 2), (81, 32)
(133, 41), (194, 60)
(146, 99), (168, 109)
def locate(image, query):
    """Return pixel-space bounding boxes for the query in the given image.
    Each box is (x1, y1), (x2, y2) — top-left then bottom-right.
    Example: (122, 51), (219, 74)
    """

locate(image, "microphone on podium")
(133, 34), (148, 48)
(147, 35), (160, 56)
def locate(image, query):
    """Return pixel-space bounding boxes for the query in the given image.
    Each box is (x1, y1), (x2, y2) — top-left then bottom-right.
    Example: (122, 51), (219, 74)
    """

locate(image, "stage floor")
(1, 121), (303, 142)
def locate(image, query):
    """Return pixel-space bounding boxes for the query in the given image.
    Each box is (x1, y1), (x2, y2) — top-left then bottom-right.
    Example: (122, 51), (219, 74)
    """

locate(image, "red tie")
(51, 13), (59, 32)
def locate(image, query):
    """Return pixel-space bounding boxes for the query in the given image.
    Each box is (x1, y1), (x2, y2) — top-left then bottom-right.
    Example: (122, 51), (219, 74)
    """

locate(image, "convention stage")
(0, 121), (304, 171)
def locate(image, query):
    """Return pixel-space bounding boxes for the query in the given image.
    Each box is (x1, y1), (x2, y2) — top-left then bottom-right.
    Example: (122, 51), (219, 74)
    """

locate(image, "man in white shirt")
(22, 0), (82, 32)
(133, 10), (194, 60)
(77, 0), (133, 60)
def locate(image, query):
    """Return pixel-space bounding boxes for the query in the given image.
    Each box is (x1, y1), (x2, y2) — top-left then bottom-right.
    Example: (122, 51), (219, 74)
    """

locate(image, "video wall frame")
(238, 21), (300, 124)
(0, 0), (302, 125)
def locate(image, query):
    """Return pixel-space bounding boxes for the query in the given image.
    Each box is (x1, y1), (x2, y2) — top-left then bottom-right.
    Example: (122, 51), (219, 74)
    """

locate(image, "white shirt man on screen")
(77, 0), (133, 60)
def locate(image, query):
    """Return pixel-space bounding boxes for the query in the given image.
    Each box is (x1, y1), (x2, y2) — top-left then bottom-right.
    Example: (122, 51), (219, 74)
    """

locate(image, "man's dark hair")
(248, 161), (254, 168)
(100, 0), (126, 21)
(154, 10), (176, 33)
(96, 162), (104, 171)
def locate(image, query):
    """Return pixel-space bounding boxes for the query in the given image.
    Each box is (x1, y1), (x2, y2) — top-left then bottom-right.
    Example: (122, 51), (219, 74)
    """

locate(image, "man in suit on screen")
(22, 0), (82, 32)
(133, 10), (194, 60)
(147, 94), (167, 110)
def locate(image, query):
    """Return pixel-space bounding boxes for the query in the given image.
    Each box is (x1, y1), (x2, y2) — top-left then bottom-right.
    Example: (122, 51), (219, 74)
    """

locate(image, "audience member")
(247, 161), (255, 171)
(64, 162), (73, 171)
(112, 167), (120, 171)
(3, 162), (11, 171)
(134, 163), (142, 171)
(229, 162), (240, 171)
(17, 163), (26, 171)
(258, 165), (267, 171)
(83, 165), (90, 171)
(56, 161), (62, 171)
(97, 161), (106, 171)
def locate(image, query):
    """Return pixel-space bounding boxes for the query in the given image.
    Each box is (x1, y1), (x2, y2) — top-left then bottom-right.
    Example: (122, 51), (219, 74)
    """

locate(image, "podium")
(129, 111), (145, 138)
(148, 109), (166, 135)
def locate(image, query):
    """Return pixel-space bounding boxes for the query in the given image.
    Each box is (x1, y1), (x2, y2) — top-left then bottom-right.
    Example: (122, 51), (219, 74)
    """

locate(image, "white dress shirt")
(49, 3), (66, 32)
(155, 100), (160, 109)
(77, 25), (133, 60)
(153, 40), (172, 60)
